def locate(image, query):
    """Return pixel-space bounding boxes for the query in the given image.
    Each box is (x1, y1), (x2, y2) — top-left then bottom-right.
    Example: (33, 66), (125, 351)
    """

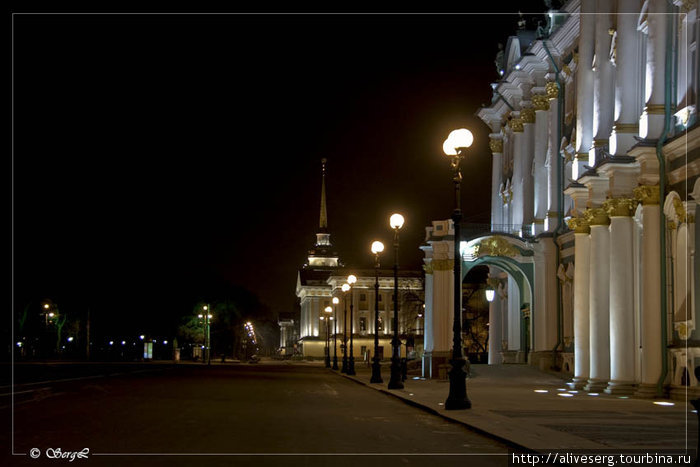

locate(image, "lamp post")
(347, 274), (357, 375)
(370, 240), (385, 383)
(442, 127), (474, 410)
(332, 297), (340, 370)
(341, 283), (350, 373)
(388, 213), (405, 390)
(201, 304), (213, 365)
(323, 306), (332, 367)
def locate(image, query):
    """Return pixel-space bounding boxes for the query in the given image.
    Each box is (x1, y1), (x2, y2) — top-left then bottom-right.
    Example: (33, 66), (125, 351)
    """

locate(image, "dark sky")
(12, 6), (550, 336)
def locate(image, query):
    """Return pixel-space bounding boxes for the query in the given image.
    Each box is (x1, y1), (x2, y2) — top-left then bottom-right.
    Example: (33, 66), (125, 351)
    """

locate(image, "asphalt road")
(2, 362), (511, 467)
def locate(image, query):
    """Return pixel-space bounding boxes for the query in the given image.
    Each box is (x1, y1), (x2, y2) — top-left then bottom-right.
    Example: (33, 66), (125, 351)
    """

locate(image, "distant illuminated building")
(293, 159), (424, 359)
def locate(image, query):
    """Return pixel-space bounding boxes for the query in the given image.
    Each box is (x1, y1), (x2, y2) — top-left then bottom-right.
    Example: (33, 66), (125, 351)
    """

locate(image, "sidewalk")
(335, 362), (697, 452)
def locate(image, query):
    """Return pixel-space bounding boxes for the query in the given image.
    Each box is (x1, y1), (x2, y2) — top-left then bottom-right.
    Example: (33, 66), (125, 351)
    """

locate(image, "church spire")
(319, 158), (328, 233)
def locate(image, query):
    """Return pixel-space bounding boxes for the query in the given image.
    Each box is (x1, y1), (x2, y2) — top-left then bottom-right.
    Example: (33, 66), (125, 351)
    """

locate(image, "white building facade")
(423, 0), (699, 399)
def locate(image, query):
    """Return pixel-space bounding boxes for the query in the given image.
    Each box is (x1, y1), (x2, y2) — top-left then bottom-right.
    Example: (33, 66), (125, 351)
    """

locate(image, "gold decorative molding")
(633, 185), (660, 205)
(593, 138), (609, 148)
(567, 216), (591, 234)
(668, 220), (677, 231)
(573, 52), (579, 64)
(584, 207), (610, 226)
(545, 81), (559, 99)
(603, 197), (638, 217)
(575, 152), (589, 161)
(562, 64), (572, 76)
(509, 117), (524, 133)
(520, 107), (536, 124)
(474, 236), (518, 258)
(489, 137), (504, 154)
(546, 210), (559, 218)
(431, 259), (454, 271)
(423, 263), (433, 275)
(644, 104), (666, 115)
(532, 94), (550, 111)
(613, 122), (639, 133)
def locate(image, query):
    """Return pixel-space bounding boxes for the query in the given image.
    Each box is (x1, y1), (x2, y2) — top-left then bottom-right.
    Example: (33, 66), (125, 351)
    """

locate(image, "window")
(378, 295), (382, 301)
(360, 293), (367, 301)
(378, 317), (384, 332)
(359, 317), (367, 332)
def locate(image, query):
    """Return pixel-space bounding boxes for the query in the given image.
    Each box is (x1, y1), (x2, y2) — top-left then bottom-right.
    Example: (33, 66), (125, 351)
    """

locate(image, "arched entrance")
(461, 235), (536, 365)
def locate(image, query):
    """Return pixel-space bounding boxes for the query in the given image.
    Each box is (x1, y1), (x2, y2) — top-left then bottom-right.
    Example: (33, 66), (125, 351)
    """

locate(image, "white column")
(575, 0), (596, 179)
(533, 95), (549, 234)
(634, 186), (663, 397)
(610, 0), (641, 155)
(521, 107), (536, 234)
(639, 0), (668, 139)
(488, 273), (503, 365)
(604, 199), (637, 394)
(507, 275), (521, 352)
(568, 218), (591, 389)
(585, 208), (611, 392)
(423, 266), (434, 355)
(592, 0), (616, 155)
(511, 117), (525, 234)
(545, 83), (560, 232)
(490, 134), (504, 230)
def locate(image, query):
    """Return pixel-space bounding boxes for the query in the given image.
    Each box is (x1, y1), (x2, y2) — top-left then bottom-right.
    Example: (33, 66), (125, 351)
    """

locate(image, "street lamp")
(347, 274), (357, 375)
(442, 127), (473, 410)
(202, 304), (213, 365)
(485, 287), (495, 303)
(323, 306), (332, 368)
(370, 240), (385, 383)
(332, 297), (340, 370)
(341, 283), (350, 373)
(388, 213), (405, 390)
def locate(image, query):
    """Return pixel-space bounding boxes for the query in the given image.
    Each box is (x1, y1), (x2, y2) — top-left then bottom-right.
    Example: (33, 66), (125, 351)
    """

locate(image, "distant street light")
(341, 283), (350, 373)
(442, 127), (474, 410)
(202, 304), (213, 365)
(347, 274), (357, 375)
(388, 213), (405, 390)
(323, 306), (332, 368)
(332, 297), (340, 370)
(370, 240), (385, 384)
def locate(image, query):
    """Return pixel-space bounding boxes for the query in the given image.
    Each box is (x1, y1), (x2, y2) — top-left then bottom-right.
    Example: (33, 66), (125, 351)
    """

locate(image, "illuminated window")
(359, 317), (367, 332)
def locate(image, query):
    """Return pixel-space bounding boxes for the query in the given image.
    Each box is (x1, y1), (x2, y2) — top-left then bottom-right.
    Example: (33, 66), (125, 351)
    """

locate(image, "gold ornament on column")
(520, 107), (535, 124)
(489, 137), (504, 154)
(633, 185), (660, 206)
(567, 216), (591, 234)
(603, 198), (638, 217)
(545, 81), (559, 99)
(584, 207), (610, 226)
(532, 94), (550, 111)
(509, 116), (524, 133)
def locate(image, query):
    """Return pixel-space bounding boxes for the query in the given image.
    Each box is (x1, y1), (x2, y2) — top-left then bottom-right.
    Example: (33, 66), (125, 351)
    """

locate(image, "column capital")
(545, 81), (559, 99)
(489, 136), (504, 154)
(584, 207), (610, 226)
(633, 184), (660, 205)
(567, 216), (591, 234)
(520, 107), (536, 124)
(532, 93), (550, 111)
(603, 197), (638, 217)
(508, 116), (524, 133)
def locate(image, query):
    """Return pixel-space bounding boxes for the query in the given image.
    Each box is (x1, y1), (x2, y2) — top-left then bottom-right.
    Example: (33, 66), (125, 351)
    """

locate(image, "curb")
(333, 370), (534, 453)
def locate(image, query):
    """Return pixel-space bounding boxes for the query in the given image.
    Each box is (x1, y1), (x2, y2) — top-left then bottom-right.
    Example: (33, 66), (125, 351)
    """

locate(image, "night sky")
(12, 6), (550, 337)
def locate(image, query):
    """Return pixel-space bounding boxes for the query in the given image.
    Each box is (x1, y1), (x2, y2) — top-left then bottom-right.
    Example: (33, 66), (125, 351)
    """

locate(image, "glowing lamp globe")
(341, 283), (350, 292)
(443, 128), (473, 156)
(324, 306), (332, 313)
(347, 274), (357, 285)
(389, 213), (404, 230)
(332, 297), (340, 305)
(485, 287), (495, 303)
(371, 240), (385, 254)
